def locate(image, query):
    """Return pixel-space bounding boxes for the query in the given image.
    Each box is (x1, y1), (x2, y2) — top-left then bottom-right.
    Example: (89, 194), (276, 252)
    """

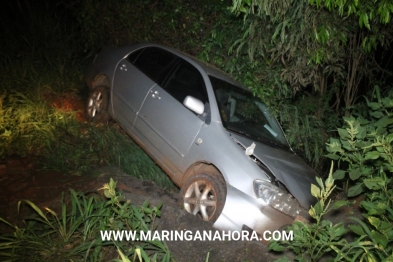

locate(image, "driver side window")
(164, 61), (208, 106)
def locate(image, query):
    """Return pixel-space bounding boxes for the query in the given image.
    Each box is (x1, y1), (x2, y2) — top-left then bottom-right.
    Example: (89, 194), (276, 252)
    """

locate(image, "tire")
(86, 86), (110, 123)
(180, 166), (226, 222)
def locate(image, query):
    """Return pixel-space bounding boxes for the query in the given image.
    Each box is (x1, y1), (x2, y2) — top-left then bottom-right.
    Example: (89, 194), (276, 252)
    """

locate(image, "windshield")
(210, 76), (290, 149)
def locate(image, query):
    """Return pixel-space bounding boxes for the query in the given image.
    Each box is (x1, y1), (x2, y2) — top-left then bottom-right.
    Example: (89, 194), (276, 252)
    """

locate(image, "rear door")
(112, 47), (176, 131)
(133, 59), (209, 173)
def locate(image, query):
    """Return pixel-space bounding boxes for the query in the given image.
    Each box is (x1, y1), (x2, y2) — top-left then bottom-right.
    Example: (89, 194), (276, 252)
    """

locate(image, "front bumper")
(213, 184), (306, 235)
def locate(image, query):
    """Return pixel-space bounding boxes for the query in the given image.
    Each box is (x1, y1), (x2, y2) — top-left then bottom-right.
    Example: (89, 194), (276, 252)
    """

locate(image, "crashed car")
(85, 43), (317, 234)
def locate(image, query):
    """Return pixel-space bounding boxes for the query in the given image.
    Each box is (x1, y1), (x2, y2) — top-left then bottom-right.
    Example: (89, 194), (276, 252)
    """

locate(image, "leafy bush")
(270, 88), (393, 261)
(269, 165), (353, 261)
(325, 88), (393, 260)
(326, 88), (393, 197)
(0, 178), (171, 261)
(269, 164), (392, 261)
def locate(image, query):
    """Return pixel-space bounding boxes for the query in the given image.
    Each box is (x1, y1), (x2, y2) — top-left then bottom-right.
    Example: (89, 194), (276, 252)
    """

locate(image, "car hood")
(230, 133), (317, 208)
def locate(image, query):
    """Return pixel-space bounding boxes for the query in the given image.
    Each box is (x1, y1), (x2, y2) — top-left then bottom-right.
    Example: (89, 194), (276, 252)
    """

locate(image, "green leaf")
(315, 176), (324, 189)
(309, 207), (316, 219)
(363, 177), (384, 190)
(365, 151), (380, 160)
(332, 169), (346, 180)
(368, 216), (381, 228)
(376, 115), (393, 128)
(350, 217), (373, 237)
(341, 140), (353, 151)
(311, 184), (321, 198)
(371, 231), (388, 248)
(333, 224), (348, 237)
(370, 111), (384, 119)
(361, 13), (370, 29)
(142, 200), (149, 208)
(347, 182), (363, 197)
(331, 200), (349, 210)
(313, 201), (323, 216)
(386, 133), (393, 143)
(349, 169), (362, 180)
(337, 128), (349, 139)
(360, 201), (382, 215)
(325, 153), (340, 160)
(381, 97), (393, 108)
(268, 241), (286, 252)
(325, 167), (335, 189)
(367, 102), (381, 110)
(379, 220), (393, 233)
(349, 224), (365, 236)
(355, 126), (367, 139)
(326, 138), (342, 153)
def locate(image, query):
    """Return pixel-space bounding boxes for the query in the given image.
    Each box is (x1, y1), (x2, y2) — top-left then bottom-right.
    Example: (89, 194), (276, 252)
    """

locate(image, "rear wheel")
(86, 86), (110, 122)
(180, 166), (226, 222)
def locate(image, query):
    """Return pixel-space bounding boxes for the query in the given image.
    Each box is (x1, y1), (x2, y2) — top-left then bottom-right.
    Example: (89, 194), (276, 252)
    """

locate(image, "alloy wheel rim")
(87, 91), (103, 118)
(184, 180), (217, 221)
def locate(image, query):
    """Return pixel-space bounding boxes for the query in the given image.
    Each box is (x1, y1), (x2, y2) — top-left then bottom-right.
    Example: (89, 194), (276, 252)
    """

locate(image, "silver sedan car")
(85, 43), (317, 234)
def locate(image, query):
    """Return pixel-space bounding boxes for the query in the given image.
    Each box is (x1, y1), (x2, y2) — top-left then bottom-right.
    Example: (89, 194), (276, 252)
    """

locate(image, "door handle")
(119, 64), (127, 71)
(151, 90), (161, 99)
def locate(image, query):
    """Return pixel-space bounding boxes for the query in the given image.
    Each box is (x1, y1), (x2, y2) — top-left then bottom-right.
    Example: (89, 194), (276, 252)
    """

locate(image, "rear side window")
(127, 47), (176, 83)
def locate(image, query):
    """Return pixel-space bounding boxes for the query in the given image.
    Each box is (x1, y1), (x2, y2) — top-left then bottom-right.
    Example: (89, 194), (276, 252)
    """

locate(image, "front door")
(133, 60), (208, 173)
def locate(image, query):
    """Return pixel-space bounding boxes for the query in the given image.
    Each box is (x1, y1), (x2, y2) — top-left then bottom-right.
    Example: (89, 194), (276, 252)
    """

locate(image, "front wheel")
(86, 86), (110, 122)
(180, 166), (226, 222)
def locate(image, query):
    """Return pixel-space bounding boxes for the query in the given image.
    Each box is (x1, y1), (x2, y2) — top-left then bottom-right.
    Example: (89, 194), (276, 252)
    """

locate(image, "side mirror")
(183, 96), (204, 115)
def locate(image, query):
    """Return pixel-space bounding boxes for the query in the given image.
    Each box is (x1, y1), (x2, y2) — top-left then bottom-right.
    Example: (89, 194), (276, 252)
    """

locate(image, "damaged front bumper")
(213, 183), (309, 235)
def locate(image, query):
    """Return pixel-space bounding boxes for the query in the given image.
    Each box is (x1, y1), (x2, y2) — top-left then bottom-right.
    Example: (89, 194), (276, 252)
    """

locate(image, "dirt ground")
(0, 157), (292, 262)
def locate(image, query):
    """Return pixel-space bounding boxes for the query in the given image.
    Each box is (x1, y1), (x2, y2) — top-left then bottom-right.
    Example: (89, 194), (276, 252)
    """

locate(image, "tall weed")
(0, 88), (79, 157)
(270, 88), (393, 261)
(0, 178), (171, 261)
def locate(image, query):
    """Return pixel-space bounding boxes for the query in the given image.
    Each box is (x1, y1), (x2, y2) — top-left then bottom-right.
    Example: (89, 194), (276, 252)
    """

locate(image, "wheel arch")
(91, 74), (111, 90)
(180, 161), (228, 222)
(180, 161), (225, 187)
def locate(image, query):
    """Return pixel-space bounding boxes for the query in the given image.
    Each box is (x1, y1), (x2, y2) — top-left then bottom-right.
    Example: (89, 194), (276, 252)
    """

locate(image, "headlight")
(253, 180), (301, 218)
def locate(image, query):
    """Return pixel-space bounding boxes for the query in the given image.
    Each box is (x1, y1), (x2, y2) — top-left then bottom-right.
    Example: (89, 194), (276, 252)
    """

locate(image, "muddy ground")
(0, 157), (294, 262)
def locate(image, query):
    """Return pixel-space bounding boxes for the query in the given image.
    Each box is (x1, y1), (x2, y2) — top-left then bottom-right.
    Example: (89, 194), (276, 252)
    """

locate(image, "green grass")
(0, 179), (172, 261)
(42, 123), (175, 188)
